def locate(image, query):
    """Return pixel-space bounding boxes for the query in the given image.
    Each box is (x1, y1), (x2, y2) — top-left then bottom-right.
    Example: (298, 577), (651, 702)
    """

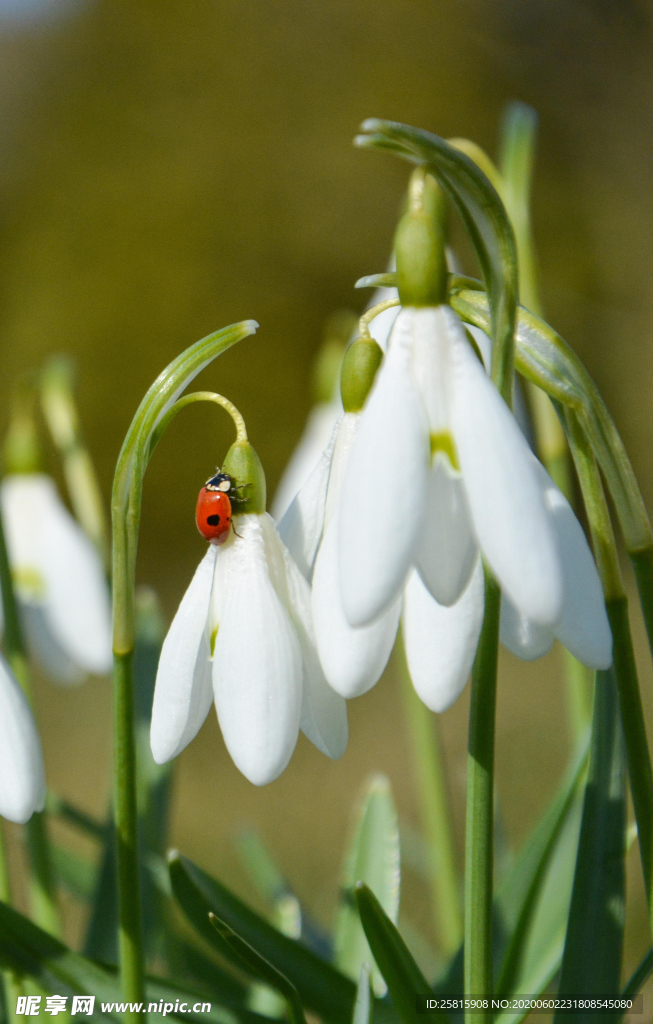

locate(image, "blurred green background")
(1, 0), (652, 991)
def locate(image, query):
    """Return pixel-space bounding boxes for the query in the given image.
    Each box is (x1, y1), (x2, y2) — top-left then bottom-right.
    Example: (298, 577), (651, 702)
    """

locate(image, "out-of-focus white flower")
(150, 512), (347, 786)
(1, 474), (113, 684)
(0, 652), (45, 823)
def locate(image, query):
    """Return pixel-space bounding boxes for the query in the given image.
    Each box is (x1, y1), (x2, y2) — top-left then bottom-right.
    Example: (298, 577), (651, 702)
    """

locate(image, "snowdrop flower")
(150, 439), (347, 786)
(335, 166), (611, 677)
(0, 652), (46, 823)
(280, 333), (486, 713)
(1, 474), (113, 683)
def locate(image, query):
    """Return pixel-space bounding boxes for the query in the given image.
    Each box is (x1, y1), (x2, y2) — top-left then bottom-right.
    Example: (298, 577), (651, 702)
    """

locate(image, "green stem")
(629, 546), (653, 666)
(607, 597), (653, 917)
(465, 570), (500, 1020)
(396, 639), (462, 957)
(0, 823), (22, 1023)
(0, 490), (60, 937)
(113, 650), (144, 1019)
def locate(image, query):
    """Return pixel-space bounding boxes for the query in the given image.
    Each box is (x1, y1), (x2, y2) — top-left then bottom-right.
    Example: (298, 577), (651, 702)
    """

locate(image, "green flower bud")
(340, 337), (383, 413)
(3, 393), (42, 475)
(222, 439), (266, 515)
(395, 167), (447, 307)
(312, 311), (358, 404)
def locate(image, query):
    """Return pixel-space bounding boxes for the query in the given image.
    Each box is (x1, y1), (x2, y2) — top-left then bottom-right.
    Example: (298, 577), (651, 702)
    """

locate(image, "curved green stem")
(358, 299), (400, 341)
(148, 391), (247, 459)
(110, 321), (256, 1019)
(465, 569), (500, 1020)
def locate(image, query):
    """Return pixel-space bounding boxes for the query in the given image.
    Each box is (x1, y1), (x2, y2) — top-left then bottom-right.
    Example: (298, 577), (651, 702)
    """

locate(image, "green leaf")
(51, 844), (98, 903)
(354, 884), (445, 1024)
(46, 793), (105, 841)
(554, 670), (626, 1022)
(622, 949), (653, 999)
(235, 830), (289, 905)
(353, 964), (373, 1024)
(168, 852), (358, 1024)
(493, 790), (584, 1024)
(335, 775), (400, 996)
(496, 738), (589, 991)
(209, 914), (306, 1024)
(0, 895), (268, 1024)
(355, 119), (518, 403)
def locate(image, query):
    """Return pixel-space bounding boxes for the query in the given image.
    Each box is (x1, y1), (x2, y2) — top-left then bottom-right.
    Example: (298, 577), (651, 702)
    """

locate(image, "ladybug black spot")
(206, 514), (221, 526)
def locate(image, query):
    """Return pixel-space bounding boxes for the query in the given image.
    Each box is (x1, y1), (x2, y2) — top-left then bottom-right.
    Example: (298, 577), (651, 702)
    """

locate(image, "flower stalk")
(564, 409), (653, 928)
(110, 321), (257, 1017)
(464, 568), (500, 1021)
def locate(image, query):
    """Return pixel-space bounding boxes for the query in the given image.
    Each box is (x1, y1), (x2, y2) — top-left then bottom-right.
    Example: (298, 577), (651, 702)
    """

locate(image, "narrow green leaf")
(493, 791), (584, 1024)
(46, 794), (105, 841)
(554, 670), (626, 1022)
(355, 274), (398, 290)
(168, 852), (356, 1024)
(355, 119), (518, 403)
(235, 830), (289, 905)
(354, 884), (445, 1024)
(51, 844), (98, 903)
(353, 964), (373, 1024)
(496, 739), (589, 990)
(209, 915), (306, 1024)
(0, 894), (268, 1024)
(335, 775), (400, 996)
(622, 949), (653, 998)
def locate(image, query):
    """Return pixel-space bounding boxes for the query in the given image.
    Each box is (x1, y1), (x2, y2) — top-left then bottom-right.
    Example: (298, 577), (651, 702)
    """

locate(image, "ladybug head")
(205, 471), (233, 493)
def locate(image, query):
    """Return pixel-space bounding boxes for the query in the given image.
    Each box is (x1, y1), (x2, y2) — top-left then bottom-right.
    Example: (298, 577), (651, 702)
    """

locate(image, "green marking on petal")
(430, 431), (460, 471)
(13, 566), (46, 601)
(210, 623), (219, 658)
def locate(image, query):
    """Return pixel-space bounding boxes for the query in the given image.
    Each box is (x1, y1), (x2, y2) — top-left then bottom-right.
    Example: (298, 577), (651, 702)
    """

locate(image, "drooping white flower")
(339, 306), (565, 627)
(338, 304), (611, 672)
(150, 512), (347, 786)
(279, 406), (484, 710)
(1, 474), (113, 684)
(0, 652), (46, 823)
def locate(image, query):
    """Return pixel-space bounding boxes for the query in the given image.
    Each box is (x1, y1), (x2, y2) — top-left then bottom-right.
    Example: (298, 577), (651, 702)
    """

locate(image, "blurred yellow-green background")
(1, 0), (653, 991)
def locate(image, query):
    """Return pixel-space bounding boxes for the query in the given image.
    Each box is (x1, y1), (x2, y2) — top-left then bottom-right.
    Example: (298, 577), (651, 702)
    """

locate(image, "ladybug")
(196, 471), (236, 545)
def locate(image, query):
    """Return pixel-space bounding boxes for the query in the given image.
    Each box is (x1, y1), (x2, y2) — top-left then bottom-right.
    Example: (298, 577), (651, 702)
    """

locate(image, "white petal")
(324, 413), (360, 526)
(500, 594), (554, 661)
(213, 516), (302, 786)
(410, 306), (452, 435)
(150, 546), (216, 764)
(22, 605), (85, 685)
(271, 402), (341, 521)
(2, 475), (113, 676)
(448, 312), (563, 626)
(402, 560), (484, 713)
(0, 653), (46, 823)
(367, 286), (400, 351)
(414, 459), (478, 606)
(261, 514), (347, 760)
(313, 518), (401, 698)
(339, 313), (429, 626)
(277, 425), (335, 581)
(538, 467), (612, 669)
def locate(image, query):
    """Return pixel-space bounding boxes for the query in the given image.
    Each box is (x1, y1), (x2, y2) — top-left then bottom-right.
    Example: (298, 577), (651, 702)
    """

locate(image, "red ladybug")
(196, 471), (235, 545)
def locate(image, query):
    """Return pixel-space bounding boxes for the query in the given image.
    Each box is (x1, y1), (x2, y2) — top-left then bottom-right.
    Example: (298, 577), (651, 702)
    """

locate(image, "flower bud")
(312, 311), (358, 404)
(395, 167), (447, 307)
(3, 394), (42, 475)
(340, 338), (383, 413)
(222, 440), (266, 515)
